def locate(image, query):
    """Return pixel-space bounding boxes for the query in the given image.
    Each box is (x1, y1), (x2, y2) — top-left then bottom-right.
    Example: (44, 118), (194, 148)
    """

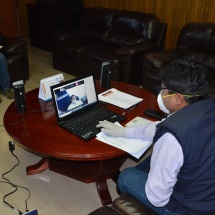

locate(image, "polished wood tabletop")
(4, 80), (159, 205)
(4, 80), (158, 160)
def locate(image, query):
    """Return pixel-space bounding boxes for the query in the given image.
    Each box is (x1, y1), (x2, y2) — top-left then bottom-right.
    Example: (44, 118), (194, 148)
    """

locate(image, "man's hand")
(96, 120), (126, 137)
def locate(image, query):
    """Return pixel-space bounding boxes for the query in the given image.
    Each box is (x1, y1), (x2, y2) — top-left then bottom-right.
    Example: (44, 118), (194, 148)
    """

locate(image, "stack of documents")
(96, 117), (153, 159)
(98, 88), (143, 109)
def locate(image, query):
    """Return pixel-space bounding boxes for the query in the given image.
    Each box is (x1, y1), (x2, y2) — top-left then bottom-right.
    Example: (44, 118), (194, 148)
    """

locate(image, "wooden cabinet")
(27, 0), (83, 50)
(0, 0), (82, 38)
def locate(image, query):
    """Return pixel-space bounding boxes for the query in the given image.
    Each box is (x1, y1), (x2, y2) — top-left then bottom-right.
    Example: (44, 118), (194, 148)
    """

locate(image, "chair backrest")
(176, 22), (215, 96)
(176, 22), (215, 53)
(108, 10), (161, 46)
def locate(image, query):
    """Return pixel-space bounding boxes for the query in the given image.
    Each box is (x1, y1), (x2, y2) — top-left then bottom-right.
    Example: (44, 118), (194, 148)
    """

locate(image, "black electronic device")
(50, 74), (125, 140)
(12, 80), (26, 113)
(144, 108), (167, 120)
(100, 62), (111, 88)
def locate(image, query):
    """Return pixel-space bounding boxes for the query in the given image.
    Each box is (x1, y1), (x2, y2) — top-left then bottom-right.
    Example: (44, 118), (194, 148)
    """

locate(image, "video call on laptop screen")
(52, 76), (97, 118)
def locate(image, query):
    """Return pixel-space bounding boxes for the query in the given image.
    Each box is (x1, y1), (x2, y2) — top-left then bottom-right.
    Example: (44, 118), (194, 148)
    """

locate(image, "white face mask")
(157, 94), (170, 114)
(72, 98), (76, 104)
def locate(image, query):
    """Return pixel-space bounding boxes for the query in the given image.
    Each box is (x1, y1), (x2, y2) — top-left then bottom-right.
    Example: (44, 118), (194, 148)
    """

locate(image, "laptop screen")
(51, 75), (98, 120)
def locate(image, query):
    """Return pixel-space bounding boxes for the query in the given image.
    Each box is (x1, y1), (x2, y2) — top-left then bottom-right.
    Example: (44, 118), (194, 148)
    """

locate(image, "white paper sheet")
(98, 88), (143, 109)
(96, 119), (152, 159)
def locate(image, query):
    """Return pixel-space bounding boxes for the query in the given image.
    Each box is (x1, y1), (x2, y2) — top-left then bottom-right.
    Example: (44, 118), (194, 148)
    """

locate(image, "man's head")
(157, 59), (209, 114)
(71, 95), (76, 104)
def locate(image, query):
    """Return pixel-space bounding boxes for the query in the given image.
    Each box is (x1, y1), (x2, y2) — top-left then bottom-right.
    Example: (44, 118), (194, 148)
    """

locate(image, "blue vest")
(153, 97), (215, 215)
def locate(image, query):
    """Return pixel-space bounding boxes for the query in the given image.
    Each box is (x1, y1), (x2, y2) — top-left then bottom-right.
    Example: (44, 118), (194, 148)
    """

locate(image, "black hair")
(71, 94), (76, 100)
(160, 58), (209, 103)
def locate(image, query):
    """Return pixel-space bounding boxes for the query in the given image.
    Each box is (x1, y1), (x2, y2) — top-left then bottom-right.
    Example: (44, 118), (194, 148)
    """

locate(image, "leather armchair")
(88, 194), (158, 215)
(142, 23), (215, 96)
(0, 33), (29, 85)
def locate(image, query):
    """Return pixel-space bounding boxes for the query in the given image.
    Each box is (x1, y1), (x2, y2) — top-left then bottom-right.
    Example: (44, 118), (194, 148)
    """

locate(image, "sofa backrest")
(177, 22), (215, 53)
(107, 10), (161, 46)
(80, 8), (115, 42)
(80, 8), (162, 46)
(176, 22), (215, 96)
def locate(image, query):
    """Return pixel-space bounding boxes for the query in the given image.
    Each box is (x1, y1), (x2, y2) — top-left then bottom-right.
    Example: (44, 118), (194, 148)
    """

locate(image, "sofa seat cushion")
(81, 44), (128, 61)
(143, 49), (183, 69)
(107, 31), (146, 47)
(183, 49), (215, 69)
(51, 29), (83, 42)
(51, 39), (101, 57)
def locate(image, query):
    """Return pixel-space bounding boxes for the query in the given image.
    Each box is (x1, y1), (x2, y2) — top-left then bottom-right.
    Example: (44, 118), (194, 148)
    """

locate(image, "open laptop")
(50, 74), (126, 140)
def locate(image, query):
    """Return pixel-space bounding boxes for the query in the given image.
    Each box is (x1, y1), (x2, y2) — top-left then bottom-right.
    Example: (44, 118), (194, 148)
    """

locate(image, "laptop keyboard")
(65, 108), (113, 132)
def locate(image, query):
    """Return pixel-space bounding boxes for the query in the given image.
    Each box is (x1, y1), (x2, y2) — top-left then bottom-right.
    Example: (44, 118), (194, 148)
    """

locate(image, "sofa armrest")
(116, 42), (157, 55)
(112, 194), (158, 215)
(3, 39), (27, 56)
(143, 49), (184, 69)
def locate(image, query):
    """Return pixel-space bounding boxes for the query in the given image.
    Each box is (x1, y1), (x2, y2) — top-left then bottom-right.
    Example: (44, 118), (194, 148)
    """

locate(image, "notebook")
(50, 74), (126, 140)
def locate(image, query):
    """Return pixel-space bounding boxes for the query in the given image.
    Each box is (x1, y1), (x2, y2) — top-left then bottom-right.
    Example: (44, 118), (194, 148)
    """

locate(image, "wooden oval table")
(4, 80), (159, 205)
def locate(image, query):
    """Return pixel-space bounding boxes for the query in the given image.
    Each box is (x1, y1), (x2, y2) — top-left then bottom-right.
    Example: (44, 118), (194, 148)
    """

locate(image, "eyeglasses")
(156, 86), (169, 94)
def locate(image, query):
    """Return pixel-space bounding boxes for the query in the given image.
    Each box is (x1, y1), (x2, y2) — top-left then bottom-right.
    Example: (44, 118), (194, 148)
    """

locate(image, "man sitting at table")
(97, 59), (215, 215)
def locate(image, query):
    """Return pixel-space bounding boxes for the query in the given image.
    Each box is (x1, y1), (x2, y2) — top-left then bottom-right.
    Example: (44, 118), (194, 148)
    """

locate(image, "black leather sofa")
(142, 22), (215, 96)
(0, 33), (29, 85)
(50, 8), (167, 85)
(88, 194), (158, 215)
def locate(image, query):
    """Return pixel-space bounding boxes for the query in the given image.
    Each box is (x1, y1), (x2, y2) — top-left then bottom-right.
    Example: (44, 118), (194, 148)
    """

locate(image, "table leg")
(96, 179), (112, 206)
(26, 157), (49, 175)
